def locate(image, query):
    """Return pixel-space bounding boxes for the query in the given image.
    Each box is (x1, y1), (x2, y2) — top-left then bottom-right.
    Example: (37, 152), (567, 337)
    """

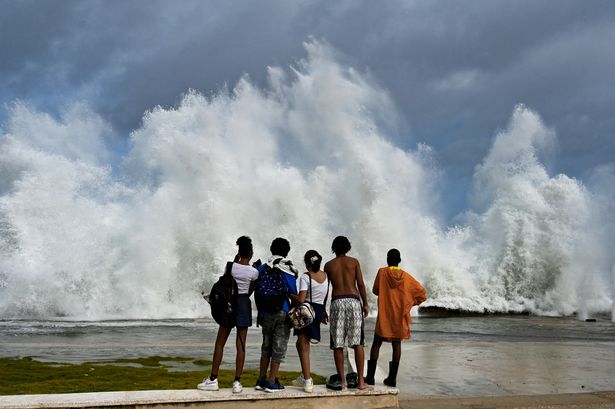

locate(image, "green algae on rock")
(0, 357), (326, 395)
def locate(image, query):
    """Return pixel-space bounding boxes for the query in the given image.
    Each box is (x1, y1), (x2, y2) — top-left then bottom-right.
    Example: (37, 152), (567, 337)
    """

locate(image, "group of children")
(197, 235), (427, 393)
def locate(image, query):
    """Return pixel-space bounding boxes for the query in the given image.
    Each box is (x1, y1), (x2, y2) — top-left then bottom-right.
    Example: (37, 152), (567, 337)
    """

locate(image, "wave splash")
(0, 41), (613, 319)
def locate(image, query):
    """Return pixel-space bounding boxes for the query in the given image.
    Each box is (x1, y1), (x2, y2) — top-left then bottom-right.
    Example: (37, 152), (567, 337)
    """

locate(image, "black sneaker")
(346, 372), (358, 389)
(264, 379), (285, 393)
(326, 374), (344, 391)
(254, 375), (267, 391)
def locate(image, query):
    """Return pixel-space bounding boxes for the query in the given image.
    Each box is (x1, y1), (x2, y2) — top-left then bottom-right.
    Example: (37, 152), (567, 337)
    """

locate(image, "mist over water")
(1, 41), (613, 320)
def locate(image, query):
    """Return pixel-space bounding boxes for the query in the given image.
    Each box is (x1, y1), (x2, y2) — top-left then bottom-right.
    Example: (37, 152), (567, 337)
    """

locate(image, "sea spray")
(0, 41), (613, 319)
(426, 106), (605, 315)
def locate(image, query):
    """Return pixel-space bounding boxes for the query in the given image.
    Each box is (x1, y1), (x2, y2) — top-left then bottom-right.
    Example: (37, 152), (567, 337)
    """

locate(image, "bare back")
(324, 255), (368, 307)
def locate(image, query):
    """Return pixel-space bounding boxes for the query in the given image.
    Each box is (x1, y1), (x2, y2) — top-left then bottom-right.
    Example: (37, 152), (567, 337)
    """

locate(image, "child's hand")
(362, 304), (369, 318)
(322, 311), (329, 325)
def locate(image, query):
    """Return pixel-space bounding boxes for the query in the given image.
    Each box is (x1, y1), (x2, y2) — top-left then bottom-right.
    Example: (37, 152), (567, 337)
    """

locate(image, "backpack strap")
(308, 273), (313, 304)
(301, 273), (313, 304)
(224, 261), (233, 276)
(224, 261), (238, 300)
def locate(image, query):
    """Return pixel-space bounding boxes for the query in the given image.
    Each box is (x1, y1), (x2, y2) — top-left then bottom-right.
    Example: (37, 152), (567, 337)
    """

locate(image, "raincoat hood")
(385, 266), (405, 289)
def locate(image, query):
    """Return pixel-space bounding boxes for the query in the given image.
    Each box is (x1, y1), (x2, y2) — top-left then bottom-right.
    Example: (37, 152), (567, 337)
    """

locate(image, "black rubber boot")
(364, 360), (377, 385)
(383, 361), (399, 387)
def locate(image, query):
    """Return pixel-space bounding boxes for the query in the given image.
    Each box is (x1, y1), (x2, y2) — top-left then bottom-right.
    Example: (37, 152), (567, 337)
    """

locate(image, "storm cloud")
(1, 0), (614, 218)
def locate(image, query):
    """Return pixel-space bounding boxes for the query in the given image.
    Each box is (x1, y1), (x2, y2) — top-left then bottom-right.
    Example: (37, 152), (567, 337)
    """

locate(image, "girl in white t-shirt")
(292, 249), (329, 392)
(198, 236), (259, 394)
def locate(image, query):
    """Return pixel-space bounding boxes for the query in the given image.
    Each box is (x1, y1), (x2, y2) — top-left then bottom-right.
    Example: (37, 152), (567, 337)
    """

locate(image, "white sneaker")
(232, 380), (243, 393)
(197, 377), (219, 391)
(303, 377), (314, 393)
(291, 374), (305, 387)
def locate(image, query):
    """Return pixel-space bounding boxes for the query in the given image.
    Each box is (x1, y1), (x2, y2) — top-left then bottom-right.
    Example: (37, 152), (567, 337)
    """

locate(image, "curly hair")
(270, 237), (290, 257)
(236, 236), (253, 258)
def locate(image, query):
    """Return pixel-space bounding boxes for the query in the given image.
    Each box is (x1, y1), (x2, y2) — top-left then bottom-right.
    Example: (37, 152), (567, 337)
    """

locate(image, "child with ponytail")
(291, 249), (329, 392)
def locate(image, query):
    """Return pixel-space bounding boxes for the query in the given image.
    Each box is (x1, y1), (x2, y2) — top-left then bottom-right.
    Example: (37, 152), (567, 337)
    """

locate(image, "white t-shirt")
(231, 263), (259, 295)
(298, 272), (329, 305)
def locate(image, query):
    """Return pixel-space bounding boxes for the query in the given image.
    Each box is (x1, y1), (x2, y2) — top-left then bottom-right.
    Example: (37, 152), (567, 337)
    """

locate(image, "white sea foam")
(0, 41), (613, 319)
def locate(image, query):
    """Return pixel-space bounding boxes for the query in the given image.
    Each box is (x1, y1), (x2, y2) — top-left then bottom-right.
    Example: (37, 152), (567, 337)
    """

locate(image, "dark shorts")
(235, 294), (252, 328)
(294, 302), (325, 343)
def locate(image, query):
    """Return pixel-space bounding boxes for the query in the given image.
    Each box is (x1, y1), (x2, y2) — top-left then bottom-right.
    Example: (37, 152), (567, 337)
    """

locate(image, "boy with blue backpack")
(254, 237), (299, 392)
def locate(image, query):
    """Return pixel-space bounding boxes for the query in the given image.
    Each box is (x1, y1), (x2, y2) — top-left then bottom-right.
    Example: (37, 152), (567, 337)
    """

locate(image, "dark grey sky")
(1, 0), (614, 219)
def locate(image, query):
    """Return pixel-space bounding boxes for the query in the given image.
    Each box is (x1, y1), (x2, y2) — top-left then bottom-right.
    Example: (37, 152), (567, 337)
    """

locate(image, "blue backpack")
(255, 258), (289, 313)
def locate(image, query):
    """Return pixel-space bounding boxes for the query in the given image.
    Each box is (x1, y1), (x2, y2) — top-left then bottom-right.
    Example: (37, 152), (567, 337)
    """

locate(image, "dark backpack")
(255, 258), (288, 313)
(207, 261), (238, 327)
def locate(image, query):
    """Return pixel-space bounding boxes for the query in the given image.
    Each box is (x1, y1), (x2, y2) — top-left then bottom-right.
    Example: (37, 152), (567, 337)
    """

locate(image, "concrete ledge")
(0, 385), (399, 409)
(400, 391), (615, 409)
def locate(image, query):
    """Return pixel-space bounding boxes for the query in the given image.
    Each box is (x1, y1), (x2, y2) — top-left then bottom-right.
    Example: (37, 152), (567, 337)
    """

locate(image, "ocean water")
(1, 40), (614, 321)
(1, 315), (614, 398)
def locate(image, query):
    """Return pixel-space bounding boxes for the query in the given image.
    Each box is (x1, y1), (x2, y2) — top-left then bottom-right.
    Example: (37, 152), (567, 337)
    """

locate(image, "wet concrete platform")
(400, 391), (615, 409)
(0, 386), (399, 409)
(3, 389), (615, 409)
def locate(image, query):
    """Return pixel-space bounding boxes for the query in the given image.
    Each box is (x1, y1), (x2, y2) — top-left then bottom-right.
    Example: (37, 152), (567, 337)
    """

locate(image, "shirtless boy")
(324, 236), (369, 390)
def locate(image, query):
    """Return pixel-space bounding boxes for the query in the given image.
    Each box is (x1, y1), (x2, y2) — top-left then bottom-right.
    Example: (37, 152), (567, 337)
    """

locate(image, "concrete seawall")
(0, 386), (398, 409)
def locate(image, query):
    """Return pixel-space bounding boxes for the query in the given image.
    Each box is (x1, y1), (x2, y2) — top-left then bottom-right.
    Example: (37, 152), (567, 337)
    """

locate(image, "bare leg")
(259, 356), (270, 378)
(268, 361), (281, 383)
(211, 326), (232, 377)
(392, 340), (401, 363)
(296, 334), (311, 379)
(370, 334), (383, 361)
(354, 345), (368, 389)
(235, 327), (248, 378)
(333, 347), (347, 388)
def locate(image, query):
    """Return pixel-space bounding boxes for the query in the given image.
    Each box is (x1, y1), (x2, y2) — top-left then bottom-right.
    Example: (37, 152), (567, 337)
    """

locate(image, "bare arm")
(355, 261), (369, 317)
(289, 293), (301, 304)
(295, 274), (308, 304)
(323, 262), (335, 294)
(322, 281), (329, 324)
(323, 261), (331, 280)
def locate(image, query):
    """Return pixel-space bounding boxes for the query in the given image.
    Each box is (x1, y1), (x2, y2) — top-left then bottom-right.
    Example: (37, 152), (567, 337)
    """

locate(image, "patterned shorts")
(260, 310), (291, 363)
(329, 296), (364, 349)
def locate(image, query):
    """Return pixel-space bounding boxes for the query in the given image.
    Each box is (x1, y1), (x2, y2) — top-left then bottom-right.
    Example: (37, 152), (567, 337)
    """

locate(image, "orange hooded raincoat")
(373, 266), (427, 340)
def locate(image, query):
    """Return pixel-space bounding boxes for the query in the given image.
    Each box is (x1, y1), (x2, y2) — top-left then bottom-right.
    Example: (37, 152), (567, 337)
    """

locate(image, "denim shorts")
(294, 302), (324, 343)
(260, 310), (291, 363)
(235, 294), (252, 328)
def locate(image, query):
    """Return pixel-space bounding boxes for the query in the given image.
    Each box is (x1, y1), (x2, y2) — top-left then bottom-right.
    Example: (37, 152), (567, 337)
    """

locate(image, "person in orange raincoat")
(364, 248), (426, 387)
